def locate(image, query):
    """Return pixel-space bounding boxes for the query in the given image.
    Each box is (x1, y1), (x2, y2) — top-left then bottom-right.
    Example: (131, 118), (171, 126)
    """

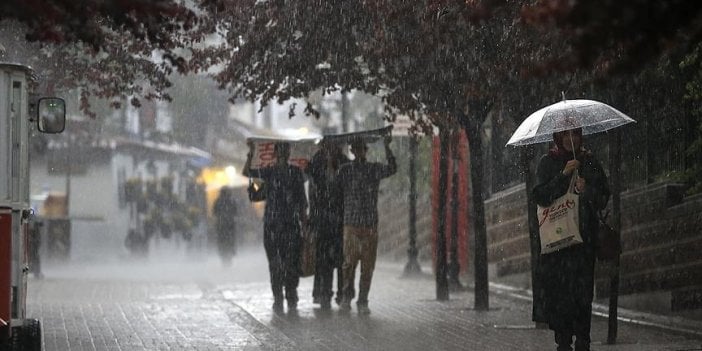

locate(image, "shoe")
(320, 299), (332, 310)
(336, 290), (354, 306)
(573, 339), (589, 351)
(272, 300), (284, 314)
(339, 299), (351, 312)
(555, 331), (573, 351)
(357, 303), (371, 315)
(313, 296), (321, 304)
(287, 300), (298, 311)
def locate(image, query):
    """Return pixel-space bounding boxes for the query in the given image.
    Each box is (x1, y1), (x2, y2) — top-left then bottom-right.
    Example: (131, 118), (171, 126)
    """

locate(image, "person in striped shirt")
(337, 135), (396, 315)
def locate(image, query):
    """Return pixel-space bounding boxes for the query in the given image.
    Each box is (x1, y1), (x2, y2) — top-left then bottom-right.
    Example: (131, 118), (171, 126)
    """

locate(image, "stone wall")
(376, 170), (702, 311)
(484, 180), (702, 311)
(596, 183), (702, 306)
(484, 183), (530, 277)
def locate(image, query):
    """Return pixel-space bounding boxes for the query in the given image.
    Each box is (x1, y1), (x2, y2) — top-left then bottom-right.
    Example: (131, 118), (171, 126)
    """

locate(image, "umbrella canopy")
(506, 99), (636, 146)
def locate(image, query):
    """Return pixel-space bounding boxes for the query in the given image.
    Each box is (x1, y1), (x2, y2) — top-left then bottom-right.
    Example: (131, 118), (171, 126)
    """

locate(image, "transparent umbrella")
(506, 99), (636, 146)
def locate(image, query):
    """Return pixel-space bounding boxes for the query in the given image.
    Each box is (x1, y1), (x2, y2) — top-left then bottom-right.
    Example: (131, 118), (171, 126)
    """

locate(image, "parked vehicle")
(0, 63), (65, 351)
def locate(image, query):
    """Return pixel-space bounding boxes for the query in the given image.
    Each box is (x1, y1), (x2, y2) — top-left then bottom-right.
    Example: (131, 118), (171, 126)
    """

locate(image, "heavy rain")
(1, 2), (702, 351)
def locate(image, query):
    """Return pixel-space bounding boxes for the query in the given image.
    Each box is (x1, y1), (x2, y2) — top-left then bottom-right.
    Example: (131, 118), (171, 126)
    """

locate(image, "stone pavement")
(27, 246), (702, 351)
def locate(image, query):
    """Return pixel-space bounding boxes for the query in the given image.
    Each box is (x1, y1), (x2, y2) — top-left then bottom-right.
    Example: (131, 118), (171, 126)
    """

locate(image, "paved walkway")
(26, 247), (702, 351)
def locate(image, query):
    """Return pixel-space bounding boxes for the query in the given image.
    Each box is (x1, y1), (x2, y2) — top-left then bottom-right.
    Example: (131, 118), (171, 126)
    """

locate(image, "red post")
(432, 133), (471, 274)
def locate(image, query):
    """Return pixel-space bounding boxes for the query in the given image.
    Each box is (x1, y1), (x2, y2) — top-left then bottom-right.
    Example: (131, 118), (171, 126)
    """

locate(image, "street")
(27, 245), (702, 351)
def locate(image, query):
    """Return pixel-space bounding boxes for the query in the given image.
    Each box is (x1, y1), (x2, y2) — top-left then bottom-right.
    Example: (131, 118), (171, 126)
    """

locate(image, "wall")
(596, 183), (702, 311)
(484, 180), (702, 312)
(484, 183), (530, 278)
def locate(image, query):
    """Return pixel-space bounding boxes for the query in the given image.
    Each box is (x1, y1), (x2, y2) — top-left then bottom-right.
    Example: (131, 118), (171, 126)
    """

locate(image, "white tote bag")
(538, 173), (583, 254)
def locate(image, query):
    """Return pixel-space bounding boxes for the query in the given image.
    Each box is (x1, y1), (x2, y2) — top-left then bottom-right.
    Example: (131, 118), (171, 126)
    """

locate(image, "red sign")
(247, 137), (319, 171)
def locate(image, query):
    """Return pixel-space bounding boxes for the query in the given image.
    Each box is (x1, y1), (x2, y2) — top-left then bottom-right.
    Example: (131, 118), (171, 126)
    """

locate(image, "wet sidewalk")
(221, 260), (702, 351)
(27, 248), (702, 351)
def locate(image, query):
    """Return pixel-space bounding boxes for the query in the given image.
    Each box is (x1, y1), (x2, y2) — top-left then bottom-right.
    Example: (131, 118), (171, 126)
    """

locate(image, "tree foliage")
(522, 0), (702, 76)
(1, 0), (206, 116)
(2, 1), (701, 122)
(191, 1), (541, 133)
(0, 0), (197, 51)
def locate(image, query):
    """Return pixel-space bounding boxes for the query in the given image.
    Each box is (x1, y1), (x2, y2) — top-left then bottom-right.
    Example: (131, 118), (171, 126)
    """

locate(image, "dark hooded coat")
(306, 149), (350, 301)
(532, 147), (610, 331)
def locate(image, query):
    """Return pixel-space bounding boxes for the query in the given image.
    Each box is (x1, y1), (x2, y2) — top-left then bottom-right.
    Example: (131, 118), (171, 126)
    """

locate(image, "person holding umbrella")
(532, 126), (610, 351)
(508, 98), (634, 350)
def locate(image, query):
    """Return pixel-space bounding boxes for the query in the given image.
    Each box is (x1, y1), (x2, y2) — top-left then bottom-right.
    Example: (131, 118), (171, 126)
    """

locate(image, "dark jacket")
(306, 151), (349, 221)
(213, 188), (237, 235)
(249, 164), (307, 225)
(534, 151), (610, 247)
(532, 150), (610, 329)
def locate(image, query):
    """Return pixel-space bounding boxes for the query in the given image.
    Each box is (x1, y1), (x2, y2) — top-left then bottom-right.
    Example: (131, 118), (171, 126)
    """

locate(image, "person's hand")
(384, 135), (392, 147)
(246, 141), (254, 158)
(562, 159), (580, 176)
(575, 177), (586, 193)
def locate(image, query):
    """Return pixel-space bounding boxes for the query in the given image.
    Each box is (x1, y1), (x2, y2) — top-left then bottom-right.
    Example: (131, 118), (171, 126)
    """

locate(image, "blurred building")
(30, 116), (212, 262)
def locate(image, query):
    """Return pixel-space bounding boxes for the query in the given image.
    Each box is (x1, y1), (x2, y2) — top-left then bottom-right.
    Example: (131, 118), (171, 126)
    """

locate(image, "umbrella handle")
(568, 170), (579, 194)
(567, 129), (580, 194)
(569, 129), (577, 159)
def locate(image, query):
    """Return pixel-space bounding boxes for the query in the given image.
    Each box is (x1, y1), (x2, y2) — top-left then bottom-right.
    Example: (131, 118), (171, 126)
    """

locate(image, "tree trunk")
(448, 129), (463, 290)
(462, 105), (489, 311)
(436, 127), (450, 301)
(403, 136), (422, 276)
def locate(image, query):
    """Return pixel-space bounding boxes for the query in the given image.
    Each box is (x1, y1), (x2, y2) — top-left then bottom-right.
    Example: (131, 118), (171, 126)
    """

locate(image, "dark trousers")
(544, 247), (596, 351)
(216, 222), (236, 264)
(313, 235), (344, 302)
(554, 305), (592, 351)
(311, 212), (350, 303)
(263, 221), (301, 303)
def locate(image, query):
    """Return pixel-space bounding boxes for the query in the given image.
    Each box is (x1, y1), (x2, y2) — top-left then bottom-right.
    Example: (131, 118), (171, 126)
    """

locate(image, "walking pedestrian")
(28, 218), (44, 279)
(337, 135), (397, 315)
(213, 187), (237, 266)
(243, 141), (308, 313)
(532, 127), (610, 351)
(306, 140), (350, 310)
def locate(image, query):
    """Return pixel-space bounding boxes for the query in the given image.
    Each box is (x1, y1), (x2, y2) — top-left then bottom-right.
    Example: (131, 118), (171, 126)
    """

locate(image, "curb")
(488, 282), (702, 340)
(378, 260), (702, 340)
